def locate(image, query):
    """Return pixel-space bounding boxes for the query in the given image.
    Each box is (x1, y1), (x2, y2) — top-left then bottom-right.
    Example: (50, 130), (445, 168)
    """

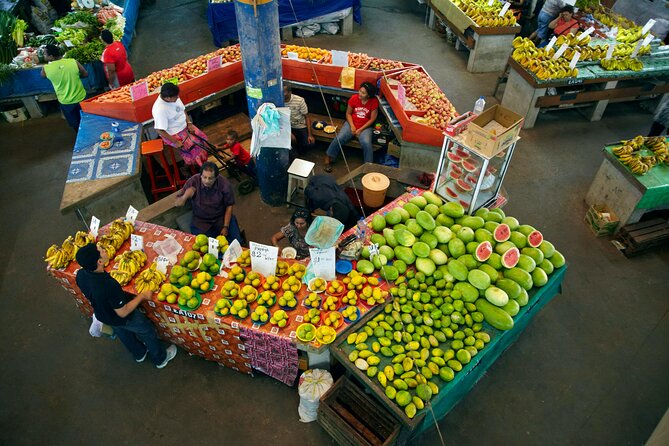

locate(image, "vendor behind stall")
(532, 0), (565, 45)
(152, 82), (209, 167)
(548, 6), (579, 40)
(100, 29), (135, 89)
(174, 161), (243, 243)
(304, 174), (360, 228)
(284, 84), (315, 156)
(271, 208), (312, 259)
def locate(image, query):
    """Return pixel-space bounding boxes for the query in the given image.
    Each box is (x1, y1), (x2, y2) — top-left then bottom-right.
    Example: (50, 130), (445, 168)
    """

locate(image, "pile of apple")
(397, 69), (458, 131)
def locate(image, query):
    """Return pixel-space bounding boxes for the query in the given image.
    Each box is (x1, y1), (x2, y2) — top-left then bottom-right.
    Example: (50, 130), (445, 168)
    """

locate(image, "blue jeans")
(61, 102), (82, 131)
(112, 310), (166, 365)
(326, 122), (374, 163)
(536, 11), (554, 44)
(191, 214), (243, 245)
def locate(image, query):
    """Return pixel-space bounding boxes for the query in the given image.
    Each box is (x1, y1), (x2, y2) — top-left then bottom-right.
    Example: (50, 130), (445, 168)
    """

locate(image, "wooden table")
(308, 113), (384, 151)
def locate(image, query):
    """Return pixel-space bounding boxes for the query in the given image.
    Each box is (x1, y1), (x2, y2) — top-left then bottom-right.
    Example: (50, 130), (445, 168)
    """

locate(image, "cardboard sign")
(578, 26), (595, 41)
(641, 19), (656, 36)
(287, 52), (298, 59)
(208, 237), (219, 257)
(90, 216), (100, 238)
(308, 247), (336, 281)
(331, 50), (348, 67)
(129, 81), (149, 102)
(207, 55), (222, 72)
(246, 86), (262, 100)
(125, 205), (138, 225)
(163, 77), (178, 85)
(397, 83), (406, 108)
(605, 44), (615, 60)
(569, 51), (581, 70)
(249, 242), (278, 277)
(553, 44), (569, 60)
(498, 2), (510, 17)
(130, 234), (144, 251)
(156, 256), (169, 274)
(545, 36), (558, 52)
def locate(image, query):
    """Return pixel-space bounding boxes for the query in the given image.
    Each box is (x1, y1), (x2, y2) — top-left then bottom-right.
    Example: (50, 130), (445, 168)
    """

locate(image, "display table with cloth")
(207, 0), (361, 46)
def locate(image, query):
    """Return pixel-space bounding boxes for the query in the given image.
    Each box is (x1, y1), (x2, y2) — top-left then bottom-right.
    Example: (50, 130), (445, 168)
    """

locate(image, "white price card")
(609, 27), (618, 38)
(208, 237), (219, 257)
(331, 50), (348, 67)
(641, 19), (656, 36)
(545, 36), (558, 52)
(249, 242), (278, 278)
(125, 205), (139, 225)
(498, 2), (510, 17)
(631, 40), (644, 57)
(553, 43), (569, 60)
(605, 44), (615, 60)
(64, 39), (74, 47)
(287, 51), (298, 59)
(641, 34), (654, 49)
(130, 234), (144, 251)
(308, 247), (336, 281)
(578, 26), (595, 41)
(90, 216), (100, 238)
(569, 51), (581, 70)
(156, 256), (169, 274)
(487, 0), (494, 6)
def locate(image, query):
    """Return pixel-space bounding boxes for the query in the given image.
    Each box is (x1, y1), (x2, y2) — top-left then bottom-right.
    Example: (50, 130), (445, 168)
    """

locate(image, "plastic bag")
(305, 216), (344, 249)
(222, 239), (243, 269)
(152, 236), (183, 265)
(320, 22), (339, 35)
(296, 24), (320, 38)
(298, 369), (333, 422)
(340, 67), (355, 89)
(89, 314), (103, 337)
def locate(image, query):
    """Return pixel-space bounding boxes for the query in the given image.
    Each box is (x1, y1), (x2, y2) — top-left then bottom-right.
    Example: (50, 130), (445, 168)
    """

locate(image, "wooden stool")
(286, 158), (315, 207)
(141, 139), (176, 202)
(163, 145), (190, 187)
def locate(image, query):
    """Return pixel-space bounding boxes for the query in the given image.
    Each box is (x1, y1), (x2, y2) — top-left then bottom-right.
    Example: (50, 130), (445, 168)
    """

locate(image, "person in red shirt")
(221, 130), (256, 177)
(100, 30), (135, 89)
(549, 5), (579, 39)
(324, 82), (379, 172)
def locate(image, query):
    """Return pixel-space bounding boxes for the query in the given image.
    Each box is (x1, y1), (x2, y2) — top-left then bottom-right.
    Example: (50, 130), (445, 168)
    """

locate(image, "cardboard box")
(464, 105), (523, 158)
(585, 204), (619, 237)
(387, 140), (401, 158)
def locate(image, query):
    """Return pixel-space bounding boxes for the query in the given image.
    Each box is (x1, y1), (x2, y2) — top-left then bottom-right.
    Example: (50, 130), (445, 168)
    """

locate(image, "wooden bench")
(615, 218), (669, 257)
(309, 113), (384, 151)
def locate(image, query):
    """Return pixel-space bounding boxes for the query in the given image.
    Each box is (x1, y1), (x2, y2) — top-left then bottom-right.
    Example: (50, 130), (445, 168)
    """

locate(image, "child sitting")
(221, 130), (256, 178)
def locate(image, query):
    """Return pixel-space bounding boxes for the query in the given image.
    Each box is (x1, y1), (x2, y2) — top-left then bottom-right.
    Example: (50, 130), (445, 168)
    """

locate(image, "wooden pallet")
(615, 218), (669, 257)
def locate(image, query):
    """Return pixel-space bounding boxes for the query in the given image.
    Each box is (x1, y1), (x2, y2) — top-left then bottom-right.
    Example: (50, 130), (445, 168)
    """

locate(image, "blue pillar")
(234, 0), (288, 207)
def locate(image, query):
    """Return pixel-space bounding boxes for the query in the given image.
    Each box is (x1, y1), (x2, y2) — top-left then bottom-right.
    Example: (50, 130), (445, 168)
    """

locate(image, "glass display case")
(433, 135), (517, 214)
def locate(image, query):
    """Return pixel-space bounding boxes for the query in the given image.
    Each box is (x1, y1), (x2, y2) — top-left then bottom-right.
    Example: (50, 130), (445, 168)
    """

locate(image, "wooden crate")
(318, 376), (401, 446)
(615, 218), (669, 257)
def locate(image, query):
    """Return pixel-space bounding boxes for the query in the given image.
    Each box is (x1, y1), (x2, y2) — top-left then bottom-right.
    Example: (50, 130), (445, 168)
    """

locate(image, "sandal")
(323, 165), (333, 173)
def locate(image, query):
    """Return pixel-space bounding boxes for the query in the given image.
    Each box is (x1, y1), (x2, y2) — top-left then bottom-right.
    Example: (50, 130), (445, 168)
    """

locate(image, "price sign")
(605, 44), (615, 60)
(287, 51), (298, 59)
(487, 0), (494, 5)
(249, 242), (278, 277)
(156, 256), (169, 274)
(569, 51), (581, 70)
(578, 26), (595, 41)
(397, 83), (406, 108)
(498, 2), (510, 17)
(545, 36), (558, 52)
(641, 19), (656, 36)
(129, 81), (149, 102)
(641, 34), (654, 49)
(609, 27), (618, 38)
(308, 247), (336, 280)
(631, 40), (644, 57)
(125, 205), (139, 225)
(553, 44), (569, 60)
(163, 77), (179, 85)
(64, 40), (74, 48)
(208, 237), (219, 257)
(331, 50), (348, 67)
(207, 55), (222, 72)
(90, 216), (100, 238)
(130, 234), (144, 251)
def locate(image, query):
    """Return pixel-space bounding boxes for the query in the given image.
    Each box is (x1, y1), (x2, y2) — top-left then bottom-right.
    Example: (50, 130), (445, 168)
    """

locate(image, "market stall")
(427, 0), (520, 73)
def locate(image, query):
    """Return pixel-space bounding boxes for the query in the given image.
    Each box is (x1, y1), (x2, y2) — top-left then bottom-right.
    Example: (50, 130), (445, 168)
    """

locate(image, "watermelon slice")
(447, 152), (462, 163)
(493, 223), (511, 242)
(451, 163), (463, 175)
(445, 187), (458, 198)
(462, 160), (477, 172)
(455, 148), (470, 159)
(527, 230), (544, 248)
(449, 170), (461, 180)
(475, 241), (492, 262)
(466, 174), (478, 185)
(456, 179), (473, 192)
(459, 199), (469, 208)
(501, 247), (520, 268)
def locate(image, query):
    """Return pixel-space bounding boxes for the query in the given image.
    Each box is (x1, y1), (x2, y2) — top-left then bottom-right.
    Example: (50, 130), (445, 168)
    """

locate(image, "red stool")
(141, 139), (176, 201)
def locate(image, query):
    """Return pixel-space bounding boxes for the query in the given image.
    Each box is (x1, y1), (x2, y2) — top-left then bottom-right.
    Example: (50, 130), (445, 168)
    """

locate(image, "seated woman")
(271, 208), (312, 259)
(548, 6), (579, 41)
(323, 82), (379, 172)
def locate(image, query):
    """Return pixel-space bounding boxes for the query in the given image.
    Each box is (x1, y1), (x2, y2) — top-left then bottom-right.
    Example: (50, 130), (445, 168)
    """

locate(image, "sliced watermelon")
(493, 223), (511, 242)
(445, 187), (458, 198)
(501, 247), (520, 268)
(448, 169), (461, 180)
(446, 152), (462, 163)
(475, 241), (493, 262)
(462, 160), (477, 172)
(456, 179), (473, 192)
(466, 174), (478, 185)
(451, 163), (463, 175)
(455, 148), (470, 159)
(459, 199), (469, 208)
(527, 230), (544, 248)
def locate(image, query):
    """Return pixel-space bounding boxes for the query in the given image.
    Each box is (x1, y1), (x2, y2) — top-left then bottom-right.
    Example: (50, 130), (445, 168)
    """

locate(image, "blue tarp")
(207, 0), (362, 47)
(0, 61), (106, 99)
(120, 0), (140, 49)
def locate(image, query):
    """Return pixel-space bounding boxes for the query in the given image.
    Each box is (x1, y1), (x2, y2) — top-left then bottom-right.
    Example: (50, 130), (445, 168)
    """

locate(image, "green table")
(330, 266), (567, 437)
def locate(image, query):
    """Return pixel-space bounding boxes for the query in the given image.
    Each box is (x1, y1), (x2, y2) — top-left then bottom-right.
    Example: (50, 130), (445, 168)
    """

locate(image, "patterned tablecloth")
(66, 113), (141, 183)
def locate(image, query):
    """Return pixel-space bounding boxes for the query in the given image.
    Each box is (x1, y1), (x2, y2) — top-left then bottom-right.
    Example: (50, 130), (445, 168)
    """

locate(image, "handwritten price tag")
(578, 26), (594, 41)
(90, 216), (100, 238)
(208, 237), (219, 257)
(249, 242), (278, 277)
(631, 40), (643, 57)
(553, 44), (569, 60)
(641, 34), (653, 49)
(207, 55), (222, 72)
(309, 247), (336, 280)
(129, 81), (149, 102)
(641, 19), (656, 36)
(569, 51), (581, 70)
(397, 83), (406, 108)
(125, 205), (139, 225)
(287, 52), (298, 59)
(545, 36), (558, 52)
(156, 256), (169, 274)
(130, 234), (144, 251)
(498, 2), (510, 17)
(605, 44), (615, 60)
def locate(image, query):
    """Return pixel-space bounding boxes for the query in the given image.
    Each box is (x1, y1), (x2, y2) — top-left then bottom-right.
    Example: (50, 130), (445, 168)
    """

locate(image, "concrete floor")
(1, 0), (668, 444)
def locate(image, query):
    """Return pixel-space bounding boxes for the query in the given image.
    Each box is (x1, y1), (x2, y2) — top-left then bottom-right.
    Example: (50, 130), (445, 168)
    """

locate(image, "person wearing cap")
(152, 82), (209, 167)
(271, 208), (313, 259)
(304, 174), (360, 228)
(75, 244), (177, 368)
(40, 44), (88, 131)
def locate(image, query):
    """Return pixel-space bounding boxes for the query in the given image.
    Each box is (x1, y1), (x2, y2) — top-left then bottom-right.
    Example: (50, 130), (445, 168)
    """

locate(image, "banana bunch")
(616, 27), (646, 43)
(600, 56), (643, 71)
(116, 250), (148, 275)
(110, 270), (134, 285)
(135, 263), (167, 293)
(592, 8), (636, 29)
(455, 0), (517, 27)
(44, 237), (77, 269)
(556, 32), (592, 47)
(74, 231), (95, 248)
(512, 38), (577, 80)
(613, 43), (651, 57)
(97, 219), (134, 265)
(565, 45), (609, 61)
(613, 136), (668, 175)
(645, 136), (669, 164)
(617, 154), (654, 174)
